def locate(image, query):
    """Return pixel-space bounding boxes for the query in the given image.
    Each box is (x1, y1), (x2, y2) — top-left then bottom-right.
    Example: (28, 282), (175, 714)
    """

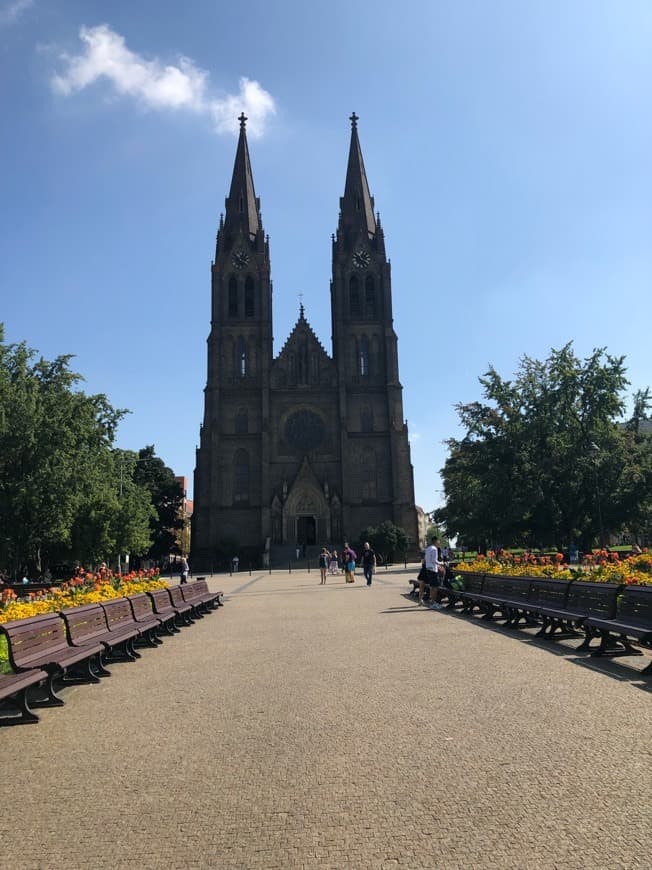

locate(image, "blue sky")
(1, 0), (650, 510)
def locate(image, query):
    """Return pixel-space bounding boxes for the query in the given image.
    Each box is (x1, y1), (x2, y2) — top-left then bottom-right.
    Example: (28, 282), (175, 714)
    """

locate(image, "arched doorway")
(297, 515), (317, 546)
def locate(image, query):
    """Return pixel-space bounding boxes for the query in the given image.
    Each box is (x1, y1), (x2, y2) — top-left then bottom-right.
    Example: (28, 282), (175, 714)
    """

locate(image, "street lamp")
(589, 442), (604, 548)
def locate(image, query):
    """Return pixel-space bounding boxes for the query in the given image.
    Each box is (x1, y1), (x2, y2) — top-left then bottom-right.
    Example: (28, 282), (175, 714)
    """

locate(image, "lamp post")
(589, 442), (604, 548)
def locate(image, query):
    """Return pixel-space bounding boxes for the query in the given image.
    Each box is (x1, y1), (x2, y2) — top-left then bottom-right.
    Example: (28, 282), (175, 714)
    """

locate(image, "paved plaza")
(1, 566), (651, 869)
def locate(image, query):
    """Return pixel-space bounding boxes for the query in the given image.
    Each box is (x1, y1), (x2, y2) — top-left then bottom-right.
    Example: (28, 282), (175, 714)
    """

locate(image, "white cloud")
(210, 78), (277, 139)
(0, 0), (34, 27)
(51, 24), (276, 137)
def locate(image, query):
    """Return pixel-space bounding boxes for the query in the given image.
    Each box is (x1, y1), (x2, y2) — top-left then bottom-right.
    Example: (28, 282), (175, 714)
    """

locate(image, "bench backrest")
(168, 586), (187, 609)
(459, 572), (485, 594)
(180, 583), (201, 605)
(0, 613), (71, 669)
(148, 588), (174, 613)
(61, 604), (109, 645)
(528, 578), (571, 609)
(194, 579), (213, 598)
(616, 585), (652, 629)
(101, 598), (137, 631)
(484, 574), (531, 602)
(566, 581), (621, 618)
(128, 593), (155, 621)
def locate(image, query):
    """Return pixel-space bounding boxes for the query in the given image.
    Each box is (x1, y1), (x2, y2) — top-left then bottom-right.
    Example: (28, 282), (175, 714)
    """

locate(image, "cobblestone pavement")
(1, 567), (651, 869)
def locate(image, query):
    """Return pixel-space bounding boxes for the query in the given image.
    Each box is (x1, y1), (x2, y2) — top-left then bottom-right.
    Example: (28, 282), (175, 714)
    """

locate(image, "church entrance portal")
(297, 516), (316, 546)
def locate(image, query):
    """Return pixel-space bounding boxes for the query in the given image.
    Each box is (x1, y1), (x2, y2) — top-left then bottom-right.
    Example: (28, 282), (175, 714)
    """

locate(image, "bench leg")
(31, 672), (65, 707)
(91, 653), (112, 678)
(591, 632), (643, 659)
(0, 688), (41, 726)
(106, 642), (138, 663)
(575, 627), (597, 651)
(535, 616), (550, 638)
(63, 659), (100, 685)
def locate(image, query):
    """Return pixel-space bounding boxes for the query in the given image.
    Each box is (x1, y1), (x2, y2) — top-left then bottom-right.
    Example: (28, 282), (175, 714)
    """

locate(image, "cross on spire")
(238, 112), (247, 130)
(298, 292), (304, 317)
(349, 111), (359, 129)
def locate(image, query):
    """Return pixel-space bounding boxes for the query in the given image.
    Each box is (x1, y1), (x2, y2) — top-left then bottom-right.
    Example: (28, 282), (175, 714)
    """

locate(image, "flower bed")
(456, 550), (652, 586)
(0, 570), (168, 672)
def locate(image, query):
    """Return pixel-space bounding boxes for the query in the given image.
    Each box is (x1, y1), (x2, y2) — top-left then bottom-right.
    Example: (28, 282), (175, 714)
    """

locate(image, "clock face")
(232, 249), (249, 269)
(353, 249), (370, 269)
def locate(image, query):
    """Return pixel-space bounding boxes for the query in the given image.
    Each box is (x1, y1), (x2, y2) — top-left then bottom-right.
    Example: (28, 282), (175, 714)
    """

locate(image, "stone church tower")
(191, 114), (418, 568)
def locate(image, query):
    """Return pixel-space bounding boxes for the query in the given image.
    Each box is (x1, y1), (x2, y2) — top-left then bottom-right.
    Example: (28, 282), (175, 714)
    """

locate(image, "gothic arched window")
(233, 449), (249, 503)
(235, 407), (248, 434)
(228, 276), (238, 318)
(244, 276), (254, 318)
(237, 336), (247, 377)
(361, 449), (377, 500)
(350, 276), (361, 318)
(365, 275), (376, 318)
(359, 335), (370, 377)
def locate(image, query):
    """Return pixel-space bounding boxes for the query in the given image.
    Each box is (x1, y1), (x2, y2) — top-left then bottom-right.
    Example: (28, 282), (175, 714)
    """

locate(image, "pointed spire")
(223, 113), (261, 240)
(339, 112), (376, 238)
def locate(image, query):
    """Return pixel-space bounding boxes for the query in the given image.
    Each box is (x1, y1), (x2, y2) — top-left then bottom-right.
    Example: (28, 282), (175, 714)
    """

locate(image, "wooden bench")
(127, 593), (165, 644)
(528, 581), (622, 649)
(0, 668), (49, 726)
(523, 577), (573, 634)
(0, 613), (104, 705)
(167, 585), (195, 625)
(457, 572), (486, 613)
(147, 588), (184, 632)
(192, 578), (224, 609)
(179, 582), (208, 618)
(181, 577), (224, 613)
(460, 575), (533, 624)
(61, 598), (157, 666)
(584, 585), (652, 670)
(99, 598), (153, 660)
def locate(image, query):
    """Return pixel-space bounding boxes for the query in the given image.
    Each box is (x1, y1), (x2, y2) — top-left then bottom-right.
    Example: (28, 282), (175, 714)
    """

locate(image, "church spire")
(223, 112), (262, 240)
(339, 112), (376, 238)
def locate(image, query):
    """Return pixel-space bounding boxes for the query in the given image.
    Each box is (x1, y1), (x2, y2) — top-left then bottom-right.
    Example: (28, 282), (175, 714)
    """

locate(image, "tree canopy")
(358, 520), (408, 563)
(436, 344), (652, 551)
(0, 326), (181, 575)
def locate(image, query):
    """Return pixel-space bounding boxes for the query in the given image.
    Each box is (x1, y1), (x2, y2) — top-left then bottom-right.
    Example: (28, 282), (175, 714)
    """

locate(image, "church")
(191, 114), (418, 568)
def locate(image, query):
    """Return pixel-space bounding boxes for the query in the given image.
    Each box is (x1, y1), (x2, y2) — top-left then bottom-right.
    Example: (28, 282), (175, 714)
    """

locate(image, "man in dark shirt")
(361, 542), (377, 586)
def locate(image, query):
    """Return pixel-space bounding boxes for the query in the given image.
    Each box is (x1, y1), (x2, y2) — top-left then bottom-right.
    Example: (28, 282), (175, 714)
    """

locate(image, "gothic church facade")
(191, 115), (418, 567)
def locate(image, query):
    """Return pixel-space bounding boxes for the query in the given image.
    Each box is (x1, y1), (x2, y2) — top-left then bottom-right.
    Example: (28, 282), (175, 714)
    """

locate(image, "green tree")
(132, 445), (184, 560)
(439, 344), (651, 551)
(112, 450), (156, 568)
(0, 327), (126, 574)
(359, 520), (408, 563)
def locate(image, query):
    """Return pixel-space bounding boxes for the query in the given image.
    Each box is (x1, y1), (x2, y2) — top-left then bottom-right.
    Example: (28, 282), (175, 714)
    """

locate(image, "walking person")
(318, 548), (330, 584)
(361, 542), (377, 586)
(343, 542), (357, 583)
(180, 556), (189, 585)
(329, 550), (339, 575)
